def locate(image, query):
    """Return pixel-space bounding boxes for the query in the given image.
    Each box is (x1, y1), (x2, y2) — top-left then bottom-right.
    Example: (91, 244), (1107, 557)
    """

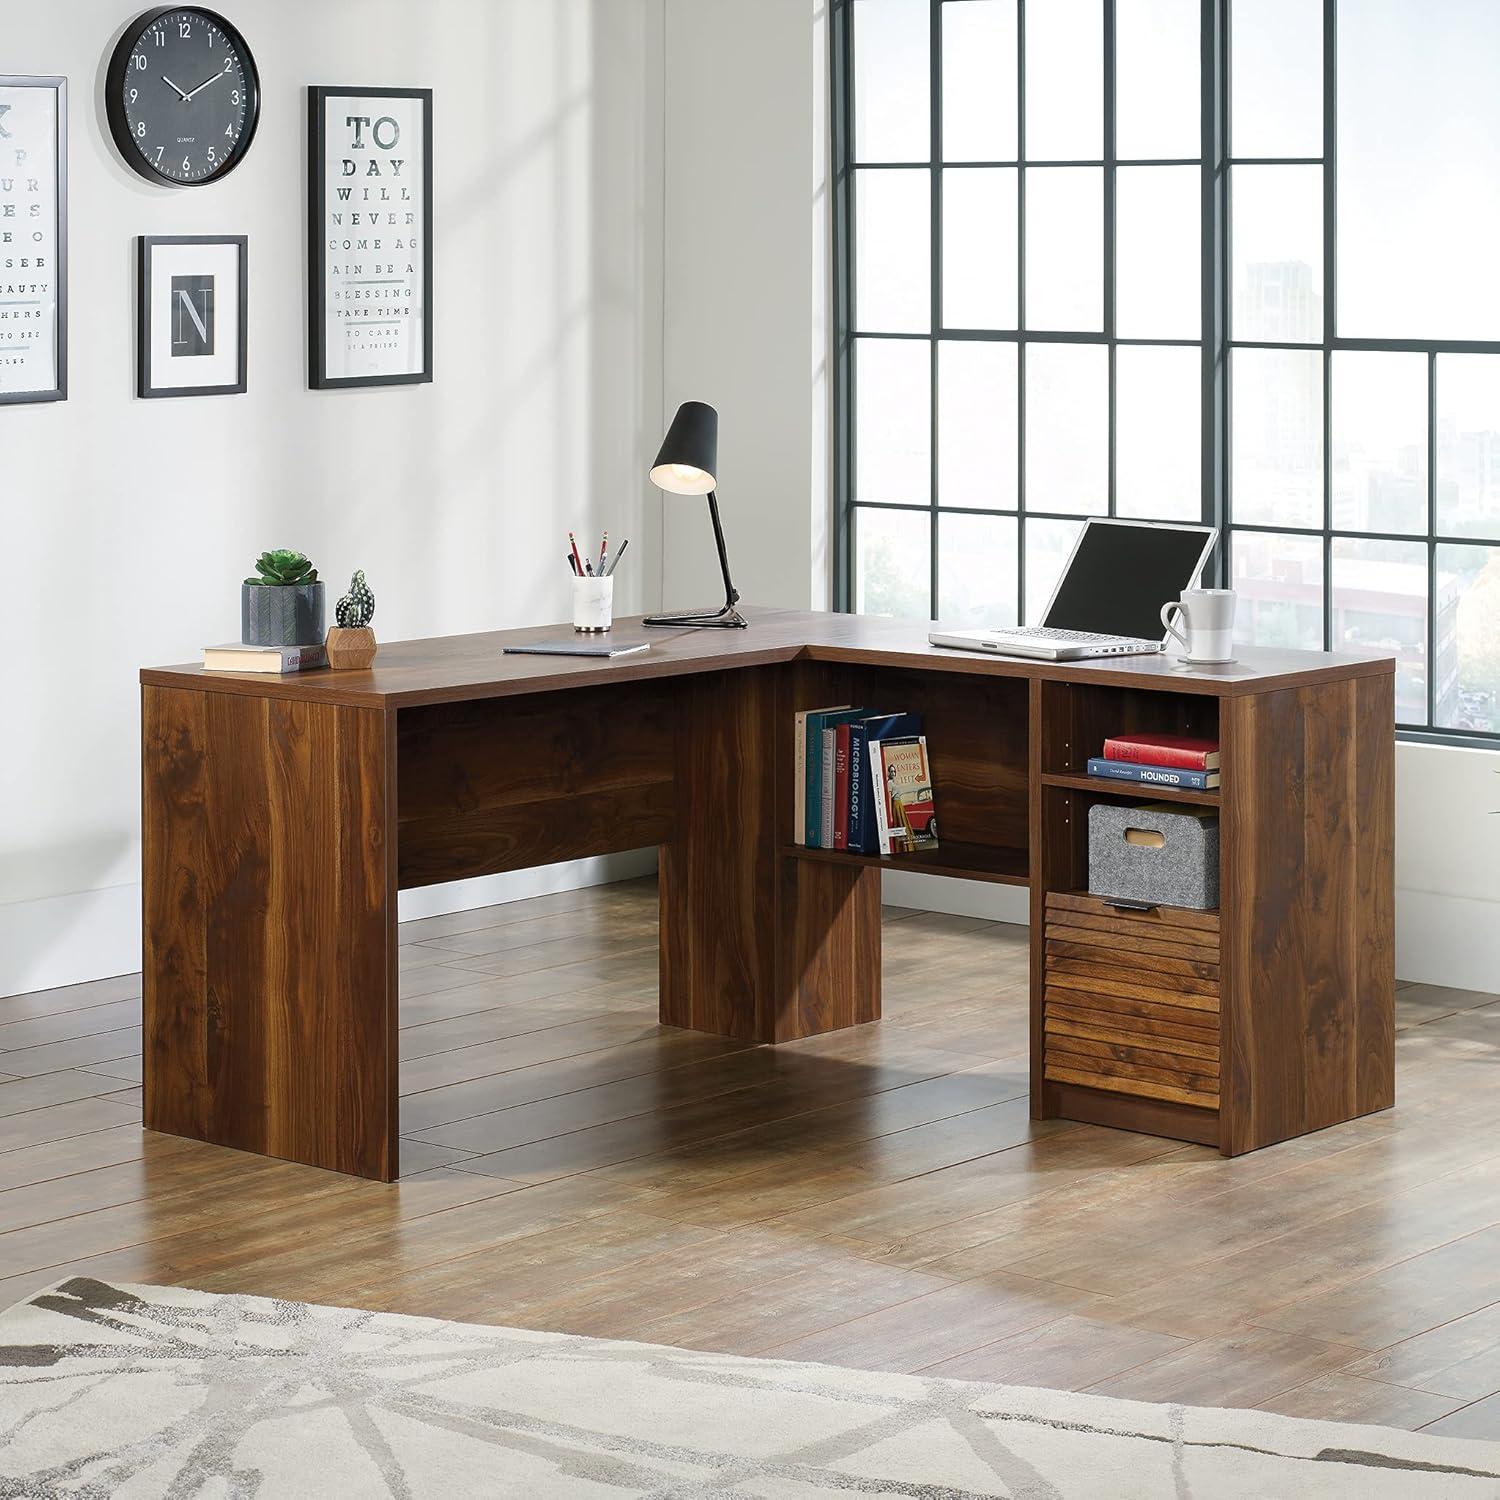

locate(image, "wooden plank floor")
(1, 875), (1498, 1438)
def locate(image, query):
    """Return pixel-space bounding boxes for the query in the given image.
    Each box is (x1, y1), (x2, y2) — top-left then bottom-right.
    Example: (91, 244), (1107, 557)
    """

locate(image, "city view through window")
(835, 0), (1500, 737)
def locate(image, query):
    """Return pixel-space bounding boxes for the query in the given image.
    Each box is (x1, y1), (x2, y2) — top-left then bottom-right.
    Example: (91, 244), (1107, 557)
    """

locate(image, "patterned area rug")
(0, 1279), (1497, 1497)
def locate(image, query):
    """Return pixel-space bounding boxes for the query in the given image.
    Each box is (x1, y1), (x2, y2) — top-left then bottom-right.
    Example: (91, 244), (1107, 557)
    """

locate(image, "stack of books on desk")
(794, 707), (938, 855)
(202, 642), (327, 674)
(1086, 732), (1221, 790)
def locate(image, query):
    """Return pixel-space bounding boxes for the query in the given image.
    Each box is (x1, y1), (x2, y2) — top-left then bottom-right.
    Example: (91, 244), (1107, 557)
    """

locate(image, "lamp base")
(642, 604), (749, 629)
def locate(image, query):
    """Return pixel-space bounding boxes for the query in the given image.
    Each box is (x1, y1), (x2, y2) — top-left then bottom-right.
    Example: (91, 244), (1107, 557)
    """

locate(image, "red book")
(833, 723), (852, 849)
(1103, 733), (1221, 771)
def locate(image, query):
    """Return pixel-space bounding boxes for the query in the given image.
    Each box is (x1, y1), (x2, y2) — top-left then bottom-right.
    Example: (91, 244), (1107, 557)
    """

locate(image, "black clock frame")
(105, 6), (261, 187)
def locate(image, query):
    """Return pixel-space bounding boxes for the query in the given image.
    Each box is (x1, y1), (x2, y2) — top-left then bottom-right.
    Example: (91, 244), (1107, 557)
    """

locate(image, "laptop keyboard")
(1004, 626), (1127, 643)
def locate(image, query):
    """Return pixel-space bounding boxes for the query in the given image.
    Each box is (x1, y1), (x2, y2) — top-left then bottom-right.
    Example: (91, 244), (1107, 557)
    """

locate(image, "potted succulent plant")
(241, 550), (325, 647)
(326, 569), (378, 669)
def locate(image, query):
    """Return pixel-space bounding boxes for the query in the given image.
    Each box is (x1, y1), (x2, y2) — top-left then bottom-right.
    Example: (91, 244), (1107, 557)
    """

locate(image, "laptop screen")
(1044, 522), (1215, 640)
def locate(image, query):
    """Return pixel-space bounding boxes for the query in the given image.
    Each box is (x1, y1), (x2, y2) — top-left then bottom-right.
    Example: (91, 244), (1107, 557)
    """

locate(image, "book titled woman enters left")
(202, 643), (328, 674)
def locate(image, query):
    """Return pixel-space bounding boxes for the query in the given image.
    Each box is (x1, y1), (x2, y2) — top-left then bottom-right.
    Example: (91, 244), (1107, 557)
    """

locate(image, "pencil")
(568, 532), (584, 575)
(599, 531), (608, 575)
(606, 538), (629, 576)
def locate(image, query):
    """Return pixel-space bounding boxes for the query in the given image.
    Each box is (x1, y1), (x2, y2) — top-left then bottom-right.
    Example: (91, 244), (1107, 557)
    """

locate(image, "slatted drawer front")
(1043, 892), (1220, 1111)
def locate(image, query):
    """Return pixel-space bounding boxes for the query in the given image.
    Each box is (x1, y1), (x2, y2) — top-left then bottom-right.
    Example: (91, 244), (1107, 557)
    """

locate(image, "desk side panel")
(1220, 672), (1396, 1154)
(142, 684), (397, 1179)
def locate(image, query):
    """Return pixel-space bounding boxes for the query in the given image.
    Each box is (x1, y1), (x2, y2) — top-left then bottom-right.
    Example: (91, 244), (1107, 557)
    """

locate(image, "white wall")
(1395, 742), (1500, 991)
(660, 0), (830, 613)
(1, 0), (666, 996)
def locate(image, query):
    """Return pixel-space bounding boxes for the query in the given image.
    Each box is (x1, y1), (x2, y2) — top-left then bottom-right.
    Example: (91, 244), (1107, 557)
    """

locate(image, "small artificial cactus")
(245, 549), (318, 587)
(336, 569), (376, 628)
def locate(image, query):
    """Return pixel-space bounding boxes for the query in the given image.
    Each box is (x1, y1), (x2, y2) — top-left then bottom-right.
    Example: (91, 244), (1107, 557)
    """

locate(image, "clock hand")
(161, 75), (190, 101)
(183, 71), (225, 101)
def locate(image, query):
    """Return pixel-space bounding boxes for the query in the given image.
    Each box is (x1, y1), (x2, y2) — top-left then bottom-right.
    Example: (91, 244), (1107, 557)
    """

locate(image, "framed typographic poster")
(137, 235), (248, 398)
(308, 86), (432, 390)
(0, 76), (66, 405)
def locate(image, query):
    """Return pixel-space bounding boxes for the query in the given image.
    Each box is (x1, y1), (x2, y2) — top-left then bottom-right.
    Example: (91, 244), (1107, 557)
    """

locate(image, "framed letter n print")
(138, 236), (248, 398)
(0, 76), (67, 406)
(308, 86), (433, 389)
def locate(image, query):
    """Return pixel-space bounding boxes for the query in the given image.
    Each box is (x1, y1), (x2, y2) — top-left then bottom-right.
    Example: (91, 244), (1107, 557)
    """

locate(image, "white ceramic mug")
(1161, 588), (1236, 664)
(573, 574), (614, 633)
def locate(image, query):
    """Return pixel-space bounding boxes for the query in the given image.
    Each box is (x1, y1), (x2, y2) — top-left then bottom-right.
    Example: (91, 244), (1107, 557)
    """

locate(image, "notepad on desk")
(503, 640), (651, 658)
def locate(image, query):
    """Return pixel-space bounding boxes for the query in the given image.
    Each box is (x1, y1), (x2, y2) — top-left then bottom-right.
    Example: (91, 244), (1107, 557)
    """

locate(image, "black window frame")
(831, 0), (1500, 749)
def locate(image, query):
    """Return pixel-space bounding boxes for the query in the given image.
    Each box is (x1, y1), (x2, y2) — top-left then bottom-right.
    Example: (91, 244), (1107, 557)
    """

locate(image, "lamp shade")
(650, 401), (718, 495)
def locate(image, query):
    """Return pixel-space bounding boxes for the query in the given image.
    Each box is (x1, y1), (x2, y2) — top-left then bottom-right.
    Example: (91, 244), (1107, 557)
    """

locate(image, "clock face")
(107, 8), (260, 186)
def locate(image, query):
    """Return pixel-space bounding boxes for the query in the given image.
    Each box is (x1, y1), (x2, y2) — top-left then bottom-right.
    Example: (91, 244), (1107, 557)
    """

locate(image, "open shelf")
(781, 839), (1029, 886)
(1041, 772), (1219, 808)
(1039, 680), (1220, 792)
(781, 661), (1032, 890)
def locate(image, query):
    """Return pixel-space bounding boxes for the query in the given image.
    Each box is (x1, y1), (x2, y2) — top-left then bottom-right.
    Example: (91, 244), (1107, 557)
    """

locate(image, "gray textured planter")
(241, 582), (326, 646)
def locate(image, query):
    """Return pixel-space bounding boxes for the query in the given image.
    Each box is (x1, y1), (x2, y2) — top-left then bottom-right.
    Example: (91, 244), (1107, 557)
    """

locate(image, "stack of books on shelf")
(1085, 732), (1220, 791)
(794, 707), (938, 855)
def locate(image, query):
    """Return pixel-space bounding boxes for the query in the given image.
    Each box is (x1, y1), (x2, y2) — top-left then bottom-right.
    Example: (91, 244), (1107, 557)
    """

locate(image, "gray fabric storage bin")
(1088, 801), (1219, 911)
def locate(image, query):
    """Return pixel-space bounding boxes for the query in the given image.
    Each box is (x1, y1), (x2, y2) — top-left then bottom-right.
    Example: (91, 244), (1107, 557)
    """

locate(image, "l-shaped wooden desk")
(141, 608), (1395, 1181)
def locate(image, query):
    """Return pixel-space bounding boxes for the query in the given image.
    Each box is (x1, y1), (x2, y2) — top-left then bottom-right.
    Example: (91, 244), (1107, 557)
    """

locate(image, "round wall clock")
(106, 8), (260, 186)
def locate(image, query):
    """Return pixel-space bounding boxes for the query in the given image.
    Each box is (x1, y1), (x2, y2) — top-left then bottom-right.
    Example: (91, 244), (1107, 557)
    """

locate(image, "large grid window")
(833, 0), (1500, 742)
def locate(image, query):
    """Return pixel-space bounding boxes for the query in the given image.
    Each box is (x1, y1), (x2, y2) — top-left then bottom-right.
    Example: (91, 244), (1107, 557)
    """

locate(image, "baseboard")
(6, 856), (1482, 998)
(1395, 888), (1500, 993)
(880, 869), (1029, 926)
(0, 850), (661, 1000)
(394, 851), (659, 922)
(884, 871), (1492, 991)
(0, 884), (143, 1001)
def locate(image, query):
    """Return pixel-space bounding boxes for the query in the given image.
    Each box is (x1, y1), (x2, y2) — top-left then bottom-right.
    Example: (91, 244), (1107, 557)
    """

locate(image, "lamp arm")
(706, 490), (741, 609)
(642, 485), (748, 628)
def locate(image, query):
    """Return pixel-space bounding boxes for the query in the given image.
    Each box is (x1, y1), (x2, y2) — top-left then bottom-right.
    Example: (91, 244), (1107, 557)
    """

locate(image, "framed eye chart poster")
(0, 76), (66, 406)
(308, 86), (432, 390)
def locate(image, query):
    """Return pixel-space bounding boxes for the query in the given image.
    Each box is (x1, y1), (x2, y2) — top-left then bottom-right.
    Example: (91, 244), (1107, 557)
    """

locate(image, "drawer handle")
(1103, 897), (1159, 913)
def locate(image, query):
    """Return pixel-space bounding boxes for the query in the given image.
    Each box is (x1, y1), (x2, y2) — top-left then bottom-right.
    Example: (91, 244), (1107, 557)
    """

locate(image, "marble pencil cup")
(573, 574), (614, 633)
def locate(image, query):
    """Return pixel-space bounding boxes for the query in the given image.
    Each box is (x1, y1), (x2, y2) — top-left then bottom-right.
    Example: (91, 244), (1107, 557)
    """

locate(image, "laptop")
(928, 518), (1218, 661)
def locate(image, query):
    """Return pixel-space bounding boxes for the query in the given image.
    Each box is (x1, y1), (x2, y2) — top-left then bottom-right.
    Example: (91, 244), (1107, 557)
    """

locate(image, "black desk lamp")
(644, 401), (748, 629)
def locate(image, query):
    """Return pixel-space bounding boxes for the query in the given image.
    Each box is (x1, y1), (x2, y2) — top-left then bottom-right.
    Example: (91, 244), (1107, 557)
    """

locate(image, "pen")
(566, 552), (579, 576)
(606, 538), (629, 576)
